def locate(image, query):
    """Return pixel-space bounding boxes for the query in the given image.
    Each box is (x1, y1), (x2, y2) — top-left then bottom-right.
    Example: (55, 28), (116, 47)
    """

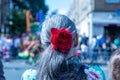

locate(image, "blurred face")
(66, 35), (78, 59)
(67, 48), (76, 59)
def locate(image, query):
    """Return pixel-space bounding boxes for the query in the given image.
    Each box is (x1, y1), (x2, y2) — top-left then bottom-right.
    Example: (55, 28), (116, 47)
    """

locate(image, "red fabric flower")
(50, 28), (72, 53)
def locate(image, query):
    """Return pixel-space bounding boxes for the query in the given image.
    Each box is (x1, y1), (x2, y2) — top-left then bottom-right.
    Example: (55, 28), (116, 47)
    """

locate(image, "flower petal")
(51, 28), (59, 35)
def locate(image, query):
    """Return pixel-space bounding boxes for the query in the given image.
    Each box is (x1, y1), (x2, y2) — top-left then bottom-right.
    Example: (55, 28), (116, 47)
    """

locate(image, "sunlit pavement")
(2, 59), (109, 80)
(3, 59), (33, 80)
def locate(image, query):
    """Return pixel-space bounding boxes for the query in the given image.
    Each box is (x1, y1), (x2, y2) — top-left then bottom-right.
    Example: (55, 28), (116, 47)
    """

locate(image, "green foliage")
(30, 22), (40, 33)
(7, 0), (48, 35)
(12, 0), (48, 17)
(8, 9), (26, 35)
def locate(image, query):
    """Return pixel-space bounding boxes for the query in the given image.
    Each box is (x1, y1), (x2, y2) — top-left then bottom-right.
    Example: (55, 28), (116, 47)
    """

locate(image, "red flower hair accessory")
(50, 26), (74, 53)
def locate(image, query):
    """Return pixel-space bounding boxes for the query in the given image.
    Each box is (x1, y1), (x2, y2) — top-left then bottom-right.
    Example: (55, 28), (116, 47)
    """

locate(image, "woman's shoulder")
(21, 69), (37, 80)
(68, 57), (106, 80)
(84, 65), (106, 80)
(75, 65), (105, 80)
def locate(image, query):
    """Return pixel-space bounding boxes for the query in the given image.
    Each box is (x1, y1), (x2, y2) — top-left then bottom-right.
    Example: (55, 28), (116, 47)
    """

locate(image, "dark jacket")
(0, 60), (5, 80)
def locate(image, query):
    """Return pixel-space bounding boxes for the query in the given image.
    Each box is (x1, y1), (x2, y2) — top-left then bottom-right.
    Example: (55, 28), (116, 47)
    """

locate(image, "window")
(106, 0), (120, 3)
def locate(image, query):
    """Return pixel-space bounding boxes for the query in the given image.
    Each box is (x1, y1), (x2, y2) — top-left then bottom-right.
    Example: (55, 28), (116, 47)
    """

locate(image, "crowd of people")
(0, 32), (42, 63)
(76, 33), (120, 62)
(0, 27), (119, 64)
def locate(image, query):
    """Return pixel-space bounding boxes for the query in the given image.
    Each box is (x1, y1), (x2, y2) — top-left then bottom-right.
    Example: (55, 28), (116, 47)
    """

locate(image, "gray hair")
(41, 15), (77, 46)
(37, 15), (77, 80)
(109, 49), (120, 80)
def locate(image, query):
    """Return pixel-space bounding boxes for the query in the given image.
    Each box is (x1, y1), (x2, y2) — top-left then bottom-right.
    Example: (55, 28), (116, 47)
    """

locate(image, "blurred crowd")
(76, 33), (120, 62)
(0, 31), (120, 64)
(0, 32), (42, 63)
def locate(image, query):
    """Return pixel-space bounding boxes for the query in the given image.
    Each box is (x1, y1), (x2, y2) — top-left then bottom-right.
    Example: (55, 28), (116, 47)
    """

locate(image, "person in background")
(98, 34), (106, 48)
(0, 37), (3, 58)
(81, 42), (88, 60)
(109, 49), (120, 80)
(0, 60), (5, 80)
(0, 35), (5, 80)
(114, 36), (120, 48)
(91, 35), (99, 62)
(21, 15), (105, 80)
(103, 37), (112, 61)
(21, 33), (29, 49)
(3, 35), (13, 61)
(76, 35), (82, 50)
(12, 35), (21, 58)
(82, 33), (88, 46)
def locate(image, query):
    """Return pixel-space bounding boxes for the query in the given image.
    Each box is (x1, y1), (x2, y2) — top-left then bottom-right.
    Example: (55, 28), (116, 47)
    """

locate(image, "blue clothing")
(98, 37), (106, 48)
(114, 38), (120, 48)
(0, 60), (5, 80)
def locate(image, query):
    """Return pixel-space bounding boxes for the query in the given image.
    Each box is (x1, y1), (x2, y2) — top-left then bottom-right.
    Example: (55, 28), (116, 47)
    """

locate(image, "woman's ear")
(73, 35), (78, 47)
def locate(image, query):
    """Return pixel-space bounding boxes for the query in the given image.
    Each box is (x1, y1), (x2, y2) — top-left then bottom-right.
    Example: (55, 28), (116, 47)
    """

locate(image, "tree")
(12, 0), (48, 17)
(8, 0), (48, 35)
(8, 9), (26, 35)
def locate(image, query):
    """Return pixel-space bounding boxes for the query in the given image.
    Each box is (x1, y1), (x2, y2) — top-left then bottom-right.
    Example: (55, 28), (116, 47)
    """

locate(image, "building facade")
(94, 0), (120, 11)
(91, 0), (120, 40)
(68, 0), (92, 36)
(68, 0), (120, 42)
(0, 0), (11, 34)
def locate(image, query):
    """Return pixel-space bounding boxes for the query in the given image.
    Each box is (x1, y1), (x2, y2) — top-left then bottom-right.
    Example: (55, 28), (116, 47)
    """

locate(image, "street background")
(0, 0), (120, 80)
(3, 59), (109, 80)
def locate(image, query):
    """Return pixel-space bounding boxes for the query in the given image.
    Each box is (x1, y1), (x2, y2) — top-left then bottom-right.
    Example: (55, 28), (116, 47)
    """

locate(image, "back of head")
(37, 15), (77, 80)
(109, 49), (120, 80)
(41, 15), (77, 47)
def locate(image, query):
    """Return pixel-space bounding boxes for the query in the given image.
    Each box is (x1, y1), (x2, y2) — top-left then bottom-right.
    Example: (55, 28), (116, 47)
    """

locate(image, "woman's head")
(37, 15), (78, 80)
(109, 49), (120, 80)
(41, 15), (77, 48)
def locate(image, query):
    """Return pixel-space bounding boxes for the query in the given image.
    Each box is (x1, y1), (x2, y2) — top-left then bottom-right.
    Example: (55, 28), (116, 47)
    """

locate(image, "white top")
(14, 38), (21, 48)
(0, 39), (3, 52)
(81, 44), (88, 53)
(4, 38), (13, 50)
(91, 37), (97, 49)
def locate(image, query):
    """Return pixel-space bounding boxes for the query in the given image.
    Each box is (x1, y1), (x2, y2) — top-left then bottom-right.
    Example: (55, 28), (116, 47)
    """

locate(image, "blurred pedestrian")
(12, 35), (21, 58)
(109, 49), (120, 80)
(3, 35), (13, 61)
(103, 37), (112, 61)
(114, 36), (120, 48)
(81, 42), (88, 60)
(0, 60), (5, 80)
(0, 37), (3, 58)
(91, 35), (99, 62)
(82, 33), (88, 46)
(97, 34), (106, 48)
